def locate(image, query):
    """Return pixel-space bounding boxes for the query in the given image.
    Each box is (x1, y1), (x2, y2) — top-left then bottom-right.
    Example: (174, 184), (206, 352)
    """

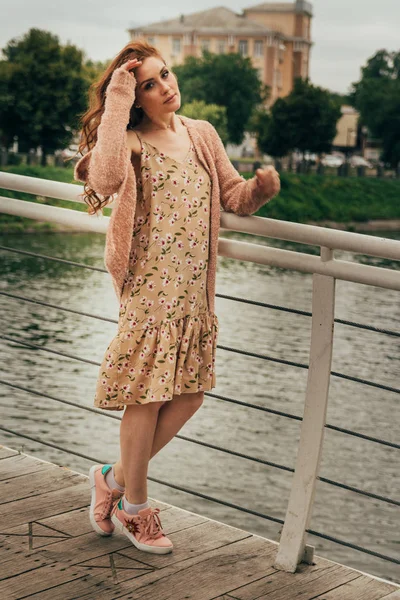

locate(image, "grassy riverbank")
(1, 164), (400, 233)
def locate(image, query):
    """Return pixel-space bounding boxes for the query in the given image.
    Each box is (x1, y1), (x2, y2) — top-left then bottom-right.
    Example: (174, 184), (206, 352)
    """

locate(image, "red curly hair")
(76, 40), (165, 215)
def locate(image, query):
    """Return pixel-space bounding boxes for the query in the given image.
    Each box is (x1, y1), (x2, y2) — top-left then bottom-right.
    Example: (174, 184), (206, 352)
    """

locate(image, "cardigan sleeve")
(74, 67), (136, 196)
(206, 122), (277, 216)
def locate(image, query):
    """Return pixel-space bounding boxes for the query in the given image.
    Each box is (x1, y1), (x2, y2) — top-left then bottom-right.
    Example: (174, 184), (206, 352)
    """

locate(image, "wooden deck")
(0, 446), (399, 600)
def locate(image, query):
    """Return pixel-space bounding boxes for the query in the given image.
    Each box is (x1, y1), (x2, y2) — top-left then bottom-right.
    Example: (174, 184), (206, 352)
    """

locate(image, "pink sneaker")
(89, 464), (123, 536)
(111, 499), (173, 554)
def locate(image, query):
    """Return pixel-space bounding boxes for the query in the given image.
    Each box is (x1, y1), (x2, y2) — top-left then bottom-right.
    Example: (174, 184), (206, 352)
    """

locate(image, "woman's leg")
(114, 391), (204, 491)
(117, 401), (164, 504)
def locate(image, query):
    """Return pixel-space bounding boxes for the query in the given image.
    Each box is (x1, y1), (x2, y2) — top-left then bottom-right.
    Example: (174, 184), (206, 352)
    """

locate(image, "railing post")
(274, 249), (335, 572)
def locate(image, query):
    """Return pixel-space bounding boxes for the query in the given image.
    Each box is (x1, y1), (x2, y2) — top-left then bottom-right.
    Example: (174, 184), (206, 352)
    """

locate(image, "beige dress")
(94, 132), (219, 410)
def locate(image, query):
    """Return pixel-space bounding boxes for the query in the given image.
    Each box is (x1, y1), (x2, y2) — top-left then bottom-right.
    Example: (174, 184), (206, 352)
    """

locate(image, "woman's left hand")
(255, 166), (281, 198)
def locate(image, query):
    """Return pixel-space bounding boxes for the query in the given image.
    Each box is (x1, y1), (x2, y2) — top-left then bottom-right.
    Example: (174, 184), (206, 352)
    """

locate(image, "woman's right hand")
(106, 58), (143, 100)
(118, 58), (143, 73)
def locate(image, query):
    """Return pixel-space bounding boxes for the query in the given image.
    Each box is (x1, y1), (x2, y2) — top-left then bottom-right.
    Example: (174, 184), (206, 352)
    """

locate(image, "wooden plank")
(379, 591), (400, 600)
(0, 454), (54, 481)
(0, 521), (70, 551)
(0, 449), (396, 600)
(86, 534), (278, 600)
(227, 561), (360, 599)
(0, 468), (85, 504)
(106, 513), (251, 569)
(0, 482), (89, 529)
(0, 446), (19, 460)
(19, 572), (111, 600)
(310, 574), (398, 599)
(0, 563), (100, 599)
(36, 508), (244, 570)
(35, 501), (199, 540)
(35, 507), (94, 537)
(22, 551), (164, 599)
(211, 596), (241, 600)
(0, 537), (53, 580)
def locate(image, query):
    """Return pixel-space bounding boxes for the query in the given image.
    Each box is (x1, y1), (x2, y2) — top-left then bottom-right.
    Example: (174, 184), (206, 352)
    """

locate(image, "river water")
(0, 227), (399, 584)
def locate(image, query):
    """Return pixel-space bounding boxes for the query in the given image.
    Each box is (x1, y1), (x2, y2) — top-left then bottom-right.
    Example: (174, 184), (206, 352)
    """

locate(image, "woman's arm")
(74, 63), (138, 196)
(206, 122), (280, 216)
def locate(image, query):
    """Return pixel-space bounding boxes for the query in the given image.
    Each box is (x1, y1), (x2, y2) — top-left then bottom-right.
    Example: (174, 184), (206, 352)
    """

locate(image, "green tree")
(174, 51), (264, 145)
(179, 100), (228, 144)
(0, 28), (88, 165)
(349, 50), (400, 167)
(255, 77), (341, 158)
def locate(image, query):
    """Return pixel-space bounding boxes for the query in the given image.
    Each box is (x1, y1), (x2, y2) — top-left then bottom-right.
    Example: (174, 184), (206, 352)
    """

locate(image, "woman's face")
(133, 55), (181, 119)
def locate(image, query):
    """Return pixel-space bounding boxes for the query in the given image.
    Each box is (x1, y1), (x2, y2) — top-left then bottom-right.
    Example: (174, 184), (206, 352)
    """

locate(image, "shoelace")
(142, 508), (163, 538)
(126, 508), (164, 539)
(100, 490), (121, 520)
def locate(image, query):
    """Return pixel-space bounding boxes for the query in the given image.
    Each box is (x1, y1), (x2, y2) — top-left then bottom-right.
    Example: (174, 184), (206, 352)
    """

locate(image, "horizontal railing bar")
(0, 379), (121, 421)
(218, 238), (400, 291)
(0, 290), (116, 325)
(2, 200), (400, 289)
(219, 343), (400, 394)
(1, 425), (398, 565)
(323, 422), (400, 450)
(0, 245), (107, 274)
(0, 334), (101, 367)
(206, 392), (400, 450)
(220, 294), (400, 337)
(317, 475), (400, 506)
(221, 212), (400, 261)
(1, 380), (399, 505)
(218, 342), (308, 369)
(334, 318), (400, 338)
(2, 331), (399, 399)
(1, 172), (400, 260)
(0, 172), (86, 203)
(330, 369), (400, 394)
(0, 196), (108, 234)
(1, 274), (399, 339)
(218, 293), (312, 316)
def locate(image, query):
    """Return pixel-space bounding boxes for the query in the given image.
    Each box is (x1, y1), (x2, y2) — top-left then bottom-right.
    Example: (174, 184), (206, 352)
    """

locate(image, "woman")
(74, 41), (280, 555)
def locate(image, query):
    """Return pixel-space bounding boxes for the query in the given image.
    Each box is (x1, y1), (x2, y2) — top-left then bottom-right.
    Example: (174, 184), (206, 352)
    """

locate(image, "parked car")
(321, 155), (344, 167)
(349, 155), (373, 168)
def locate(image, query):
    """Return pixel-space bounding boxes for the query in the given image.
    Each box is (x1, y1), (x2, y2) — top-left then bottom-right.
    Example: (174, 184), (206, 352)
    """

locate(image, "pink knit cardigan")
(74, 68), (277, 313)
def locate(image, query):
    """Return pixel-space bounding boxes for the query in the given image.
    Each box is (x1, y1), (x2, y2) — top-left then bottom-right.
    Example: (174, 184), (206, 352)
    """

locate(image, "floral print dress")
(93, 132), (219, 410)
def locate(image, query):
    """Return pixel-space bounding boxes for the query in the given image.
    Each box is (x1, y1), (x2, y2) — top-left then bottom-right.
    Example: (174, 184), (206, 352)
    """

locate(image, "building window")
(184, 34), (191, 45)
(201, 39), (210, 52)
(172, 38), (181, 55)
(217, 39), (226, 53)
(278, 43), (285, 63)
(254, 40), (263, 57)
(238, 40), (248, 56)
(228, 35), (235, 47)
(294, 41), (304, 52)
(266, 35), (274, 47)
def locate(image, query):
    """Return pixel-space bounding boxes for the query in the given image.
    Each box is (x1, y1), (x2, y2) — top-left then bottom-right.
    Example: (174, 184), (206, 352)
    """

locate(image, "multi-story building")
(128, 1), (313, 106)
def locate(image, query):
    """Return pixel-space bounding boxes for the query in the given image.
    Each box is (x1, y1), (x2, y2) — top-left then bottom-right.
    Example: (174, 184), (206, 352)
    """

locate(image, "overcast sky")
(1, 0), (398, 95)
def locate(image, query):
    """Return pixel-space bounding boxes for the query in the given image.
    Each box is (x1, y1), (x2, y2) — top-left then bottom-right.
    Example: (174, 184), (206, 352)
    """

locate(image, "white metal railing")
(1, 171), (400, 573)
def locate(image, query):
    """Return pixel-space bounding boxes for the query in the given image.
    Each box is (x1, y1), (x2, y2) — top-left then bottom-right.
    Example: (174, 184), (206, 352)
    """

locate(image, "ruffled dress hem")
(94, 310), (219, 411)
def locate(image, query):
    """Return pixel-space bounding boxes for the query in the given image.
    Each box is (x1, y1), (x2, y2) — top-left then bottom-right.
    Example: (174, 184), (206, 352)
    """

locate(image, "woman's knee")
(184, 390), (204, 409)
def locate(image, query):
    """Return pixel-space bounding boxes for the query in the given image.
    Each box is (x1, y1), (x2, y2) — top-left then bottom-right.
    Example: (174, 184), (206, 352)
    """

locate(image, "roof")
(244, 1), (313, 16)
(129, 6), (273, 36)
